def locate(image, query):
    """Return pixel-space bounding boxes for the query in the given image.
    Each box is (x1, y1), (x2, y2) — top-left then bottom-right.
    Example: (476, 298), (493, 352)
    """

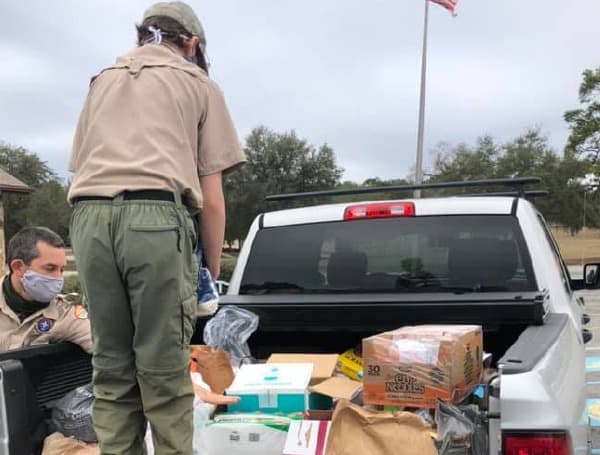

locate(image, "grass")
(551, 227), (600, 265)
(220, 254), (238, 282)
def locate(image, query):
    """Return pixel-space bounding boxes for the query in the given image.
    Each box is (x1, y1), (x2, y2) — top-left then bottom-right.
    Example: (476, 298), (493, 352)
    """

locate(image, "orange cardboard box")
(362, 325), (482, 408)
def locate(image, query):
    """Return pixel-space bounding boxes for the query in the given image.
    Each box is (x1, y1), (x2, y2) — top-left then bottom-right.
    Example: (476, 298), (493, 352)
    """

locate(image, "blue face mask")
(21, 270), (64, 303)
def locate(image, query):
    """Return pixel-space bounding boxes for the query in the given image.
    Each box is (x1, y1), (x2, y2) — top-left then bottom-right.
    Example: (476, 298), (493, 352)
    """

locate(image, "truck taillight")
(344, 202), (415, 220)
(503, 432), (570, 455)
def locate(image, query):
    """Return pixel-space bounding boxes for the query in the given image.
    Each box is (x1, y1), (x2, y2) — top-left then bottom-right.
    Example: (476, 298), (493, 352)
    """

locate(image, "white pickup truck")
(0, 178), (596, 454)
(218, 178), (595, 455)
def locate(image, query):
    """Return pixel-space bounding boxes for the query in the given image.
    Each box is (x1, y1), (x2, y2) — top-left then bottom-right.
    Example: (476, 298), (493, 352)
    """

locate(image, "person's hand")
(192, 382), (240, 405)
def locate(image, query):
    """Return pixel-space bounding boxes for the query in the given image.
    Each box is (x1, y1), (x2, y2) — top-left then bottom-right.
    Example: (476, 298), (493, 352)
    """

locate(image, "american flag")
(429, 0), (458, 15)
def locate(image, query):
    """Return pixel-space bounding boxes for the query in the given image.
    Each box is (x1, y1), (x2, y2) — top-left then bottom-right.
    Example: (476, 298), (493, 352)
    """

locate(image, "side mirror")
(584, 263), (600, 289)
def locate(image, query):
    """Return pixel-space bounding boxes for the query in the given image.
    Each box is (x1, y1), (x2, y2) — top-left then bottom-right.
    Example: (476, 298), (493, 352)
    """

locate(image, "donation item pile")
(193, 317), (487, 455)
(42, 306), (488, 455)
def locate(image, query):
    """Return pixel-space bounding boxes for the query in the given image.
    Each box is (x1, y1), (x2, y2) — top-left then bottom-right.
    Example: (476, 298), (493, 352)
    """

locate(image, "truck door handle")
(583, 329), (593, 344)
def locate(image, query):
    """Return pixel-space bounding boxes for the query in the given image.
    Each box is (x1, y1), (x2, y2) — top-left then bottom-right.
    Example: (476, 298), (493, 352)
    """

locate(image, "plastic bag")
(435, 400), (487, 455)
(203, 307), (259, 367)
(414, 408), (435, 426)
(460, 405), (488, 455)
(50, 384), (97, 443)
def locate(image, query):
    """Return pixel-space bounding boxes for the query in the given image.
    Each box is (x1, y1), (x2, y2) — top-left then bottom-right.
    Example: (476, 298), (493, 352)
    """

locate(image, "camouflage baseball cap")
(142, 1), (206, 53)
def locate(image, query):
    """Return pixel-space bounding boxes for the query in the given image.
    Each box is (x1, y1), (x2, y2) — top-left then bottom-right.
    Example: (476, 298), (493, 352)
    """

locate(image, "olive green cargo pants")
(70, 194), (198, 454)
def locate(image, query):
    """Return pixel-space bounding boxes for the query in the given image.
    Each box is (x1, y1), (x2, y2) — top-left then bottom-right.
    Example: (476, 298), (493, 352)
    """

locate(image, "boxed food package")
(336, 348), (363, 381)
(363, 325), (482, 408)
(226, 363), (313, 413)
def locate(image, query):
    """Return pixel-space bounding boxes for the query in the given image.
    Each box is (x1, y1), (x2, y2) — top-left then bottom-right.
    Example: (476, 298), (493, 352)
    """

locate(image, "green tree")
(23, 181), (72, 241)
(498, 130), (593, 233)
(564, 67), (600, 168)
(0, 143), (62, 239)
(432, 135), (500, 183)
(334, 177), (412, 203)
(224, 126), (343, 245)
(428, 129), (595, 232)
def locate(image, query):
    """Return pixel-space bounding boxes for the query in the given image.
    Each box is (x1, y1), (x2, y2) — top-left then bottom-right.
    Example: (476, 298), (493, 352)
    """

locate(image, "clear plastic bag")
(50, 383), (97, 443)
(460, 405), (488, 455)
(203, 306), (259, 367)
(435, 400), (487, 455)
(436, 400), (473, 440)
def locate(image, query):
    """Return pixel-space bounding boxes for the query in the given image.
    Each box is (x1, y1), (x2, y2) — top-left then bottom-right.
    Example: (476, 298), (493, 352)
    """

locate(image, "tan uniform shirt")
(0, 277), (92, 353)
(67, 44), (246, 212)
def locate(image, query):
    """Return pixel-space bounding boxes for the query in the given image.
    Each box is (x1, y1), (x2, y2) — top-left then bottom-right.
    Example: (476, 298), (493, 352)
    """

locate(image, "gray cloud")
(1, 0), (599, 183)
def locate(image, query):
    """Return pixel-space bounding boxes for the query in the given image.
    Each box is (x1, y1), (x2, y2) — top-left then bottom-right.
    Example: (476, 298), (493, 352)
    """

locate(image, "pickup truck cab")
(0, 179), (595, 454)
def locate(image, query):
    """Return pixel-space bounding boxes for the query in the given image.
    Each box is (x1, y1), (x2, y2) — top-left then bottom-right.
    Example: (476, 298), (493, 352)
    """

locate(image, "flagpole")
(414, 0), (429, 198)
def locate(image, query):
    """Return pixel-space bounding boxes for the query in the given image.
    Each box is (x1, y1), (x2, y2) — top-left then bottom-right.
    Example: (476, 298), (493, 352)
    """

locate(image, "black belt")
(72, 190), (176, 204)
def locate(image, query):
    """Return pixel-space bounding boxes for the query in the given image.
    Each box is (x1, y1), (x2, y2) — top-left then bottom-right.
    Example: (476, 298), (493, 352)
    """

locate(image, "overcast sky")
(1, 0), (599, 183)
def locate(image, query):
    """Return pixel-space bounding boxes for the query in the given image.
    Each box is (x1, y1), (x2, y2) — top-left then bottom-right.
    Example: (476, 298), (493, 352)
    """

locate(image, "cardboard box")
(197, 414), (291, 455)
(336, 348), (363, 381)
(226, 363), (313, 413)
(309, 377), (362, 402)
(282, 420), (331, 455)
(267, 354), (338, 385)
(308, 376), (363, 412)
(362, 325), (482, 408)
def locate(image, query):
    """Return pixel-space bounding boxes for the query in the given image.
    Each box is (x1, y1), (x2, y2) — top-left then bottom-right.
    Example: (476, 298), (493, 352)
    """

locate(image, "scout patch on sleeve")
(35, 318), (54, 334)
(73, 305), (89, 320)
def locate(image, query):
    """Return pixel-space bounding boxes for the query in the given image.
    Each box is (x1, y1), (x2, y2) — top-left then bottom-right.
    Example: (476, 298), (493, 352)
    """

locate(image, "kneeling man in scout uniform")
(0, 226), (91, 353)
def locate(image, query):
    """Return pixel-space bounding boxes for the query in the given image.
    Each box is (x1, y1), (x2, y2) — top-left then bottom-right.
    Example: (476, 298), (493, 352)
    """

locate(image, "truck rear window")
(240, 215), (537, 294)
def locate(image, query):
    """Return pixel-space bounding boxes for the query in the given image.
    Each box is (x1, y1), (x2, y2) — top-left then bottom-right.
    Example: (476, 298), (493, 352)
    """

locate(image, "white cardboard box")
(226, 363), (314, 413)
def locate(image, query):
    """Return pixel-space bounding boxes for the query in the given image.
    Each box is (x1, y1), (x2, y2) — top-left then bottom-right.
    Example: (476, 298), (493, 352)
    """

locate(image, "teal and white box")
(226, 363), (313, 413)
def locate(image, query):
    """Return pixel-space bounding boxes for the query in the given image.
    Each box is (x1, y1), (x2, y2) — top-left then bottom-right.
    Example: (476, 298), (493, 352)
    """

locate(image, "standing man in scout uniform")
(67, 2), (246, 452)
(0, 226), (91, 353)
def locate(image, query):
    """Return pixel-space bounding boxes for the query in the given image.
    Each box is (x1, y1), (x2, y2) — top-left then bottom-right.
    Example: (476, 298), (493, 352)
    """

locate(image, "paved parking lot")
(555, 266), (600, 449)
(576, 285), (600, 449)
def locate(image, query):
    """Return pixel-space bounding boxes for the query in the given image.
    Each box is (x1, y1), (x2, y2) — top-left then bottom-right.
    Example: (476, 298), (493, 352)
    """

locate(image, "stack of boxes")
(196, 325), (484, 454)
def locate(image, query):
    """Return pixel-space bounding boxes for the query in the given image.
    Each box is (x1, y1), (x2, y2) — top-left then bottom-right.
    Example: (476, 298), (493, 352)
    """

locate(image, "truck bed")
(193, 291), (546, 361)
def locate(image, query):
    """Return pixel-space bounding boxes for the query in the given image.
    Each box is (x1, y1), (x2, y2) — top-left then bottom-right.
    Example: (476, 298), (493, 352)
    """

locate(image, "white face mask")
(21, 270), (64, 302)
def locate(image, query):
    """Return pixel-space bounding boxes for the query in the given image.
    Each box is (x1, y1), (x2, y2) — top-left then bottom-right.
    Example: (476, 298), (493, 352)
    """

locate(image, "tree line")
(1, 66), (599, 243)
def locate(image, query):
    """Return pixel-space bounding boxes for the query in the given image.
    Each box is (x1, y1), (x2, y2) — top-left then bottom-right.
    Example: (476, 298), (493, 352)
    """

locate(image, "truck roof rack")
(463, 189), (548, 199)
(266, 177), (542, 202)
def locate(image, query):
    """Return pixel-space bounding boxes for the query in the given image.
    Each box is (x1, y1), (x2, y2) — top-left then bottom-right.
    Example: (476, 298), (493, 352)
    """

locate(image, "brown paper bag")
(42, 433), (99, 455)
(189, 345), (234, 394)
(325, 400), (437, 455)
